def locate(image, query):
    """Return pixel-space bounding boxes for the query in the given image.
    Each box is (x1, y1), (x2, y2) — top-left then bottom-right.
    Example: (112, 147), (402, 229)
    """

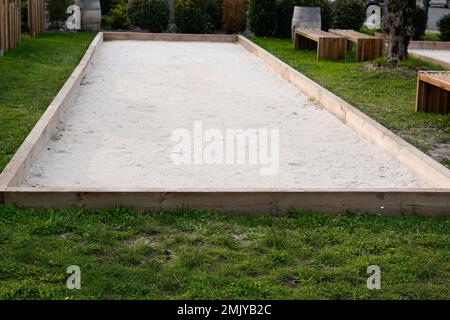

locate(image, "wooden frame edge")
(410, 41), (450, 50)
(3, 189), (450, 215)
(0, 32), (449, 215)
(238, 36), (450, 188)
(0, 32), (104, 191)
(103, 32), (238, 42)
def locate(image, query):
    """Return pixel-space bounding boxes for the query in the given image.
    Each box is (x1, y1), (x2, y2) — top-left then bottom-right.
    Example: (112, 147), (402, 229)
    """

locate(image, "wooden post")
(28, 0), (45, 37)
(0, 0), (21, 53)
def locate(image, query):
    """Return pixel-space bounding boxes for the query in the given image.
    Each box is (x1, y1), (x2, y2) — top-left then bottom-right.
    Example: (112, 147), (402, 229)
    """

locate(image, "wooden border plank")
(237, 36), (450, 188)
(0, 32), (104, 191)
(1, 32), (450, 215)
(103, 32), (238, 42)
(410, 41), (450, 50)
(4, 189), (450, 215)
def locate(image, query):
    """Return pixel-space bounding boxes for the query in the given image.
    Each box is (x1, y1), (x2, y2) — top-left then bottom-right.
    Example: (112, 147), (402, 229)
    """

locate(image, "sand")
(409, 49), (450, 65)
(22, 40), (427, 189)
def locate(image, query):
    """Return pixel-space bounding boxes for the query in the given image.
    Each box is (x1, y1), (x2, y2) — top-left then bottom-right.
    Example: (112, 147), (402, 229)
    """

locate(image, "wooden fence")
(28, 0), (45, 38)
(0, 0), (21, 53)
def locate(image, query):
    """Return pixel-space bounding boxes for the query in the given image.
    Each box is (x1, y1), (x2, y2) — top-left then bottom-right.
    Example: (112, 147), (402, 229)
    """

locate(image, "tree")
(386, 0), (416, 63)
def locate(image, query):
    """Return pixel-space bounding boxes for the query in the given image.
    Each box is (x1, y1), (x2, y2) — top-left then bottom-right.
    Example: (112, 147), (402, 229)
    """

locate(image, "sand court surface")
(409, 49), (450, 65)
(22, 40), (427, 189)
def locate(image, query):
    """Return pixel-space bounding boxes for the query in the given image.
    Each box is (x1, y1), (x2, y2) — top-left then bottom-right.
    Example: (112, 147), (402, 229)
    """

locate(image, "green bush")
(437, 13), (450, 41)
(275, 0), (295, 38)
(206, 0), (223, 33)
(21, 0), (28, 32)
(274, 0), (334, 38)
(127, 0), (169, 32)
(174, 0), (207, 33)
(248, 0), (276, 36)
(101, 0), (115, 15)
(47, 0), (74, 28)
(332, 0), (366, 31)
(105, 0), (131, 30)
(174, 0), (221, 33)
(412, 7), (428, 40)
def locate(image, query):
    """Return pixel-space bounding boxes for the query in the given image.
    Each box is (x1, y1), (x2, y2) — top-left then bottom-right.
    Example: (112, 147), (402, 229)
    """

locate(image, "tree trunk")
(387, 0), (416, 63)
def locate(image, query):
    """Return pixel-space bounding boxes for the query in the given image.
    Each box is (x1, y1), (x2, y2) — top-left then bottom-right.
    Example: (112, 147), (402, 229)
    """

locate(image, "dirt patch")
(232, 233), (248, 244)
(125, 235), (160, 247)
(58, 232), (72, 239)
(429, 142), (450, 162)
(284, 277), (301, 289)
(359, 63), (418, 77)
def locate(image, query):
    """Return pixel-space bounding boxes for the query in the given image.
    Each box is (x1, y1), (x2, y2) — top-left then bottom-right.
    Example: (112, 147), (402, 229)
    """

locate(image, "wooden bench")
(294, 28), (347, 61)
(329, 29), (385, 62)
(416, 71), (450, 115)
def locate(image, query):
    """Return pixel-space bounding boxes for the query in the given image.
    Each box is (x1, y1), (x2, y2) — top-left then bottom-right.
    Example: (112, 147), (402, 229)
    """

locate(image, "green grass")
(359, 27), (377, 37)
(359, 29), (442, 42)
(0, 32), (95, 172)
(421, 33), (442, 42)
(0, 33), (449, 300)
(0, 206), (449, 299)
(251, 37), (450, 168)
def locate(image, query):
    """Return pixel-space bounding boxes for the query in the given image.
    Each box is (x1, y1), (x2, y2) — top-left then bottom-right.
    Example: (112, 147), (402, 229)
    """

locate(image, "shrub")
(412, 7), (428, 40)
(332, 0), (366, 31)
(174, 0), (207, 33)
(248, 0), (276, 36)
(21, 0), (28, 32)
(174, 0), (221, 33)
(127, 0), (169, 32)
(437, 13), (450, 41)
(101, 0), (115, 15)
(47, 0), (74, 28)
(222, 0), (247, 34)
(105, 0), (131, 30)
(275, 0), (296, 38)
(205, 0), (223, 33)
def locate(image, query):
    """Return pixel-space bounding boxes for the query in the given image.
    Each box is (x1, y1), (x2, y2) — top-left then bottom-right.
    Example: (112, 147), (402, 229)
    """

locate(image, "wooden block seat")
(416, 71), (450, 115)
(329, 29), (385, 62)
(294, 28), (347, 61)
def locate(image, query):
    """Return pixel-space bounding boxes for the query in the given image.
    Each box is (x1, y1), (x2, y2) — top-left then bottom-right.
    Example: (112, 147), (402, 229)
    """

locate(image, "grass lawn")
(421, 33), (442, 42)
(251, 38), (450, 168)
(0, 33), (449, 300)
(0, 206), (449, 299)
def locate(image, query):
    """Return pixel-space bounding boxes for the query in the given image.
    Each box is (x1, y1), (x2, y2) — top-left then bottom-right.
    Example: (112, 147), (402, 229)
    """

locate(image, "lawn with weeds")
(251, 37), (450, 168)
(0, 206), (448, 299)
